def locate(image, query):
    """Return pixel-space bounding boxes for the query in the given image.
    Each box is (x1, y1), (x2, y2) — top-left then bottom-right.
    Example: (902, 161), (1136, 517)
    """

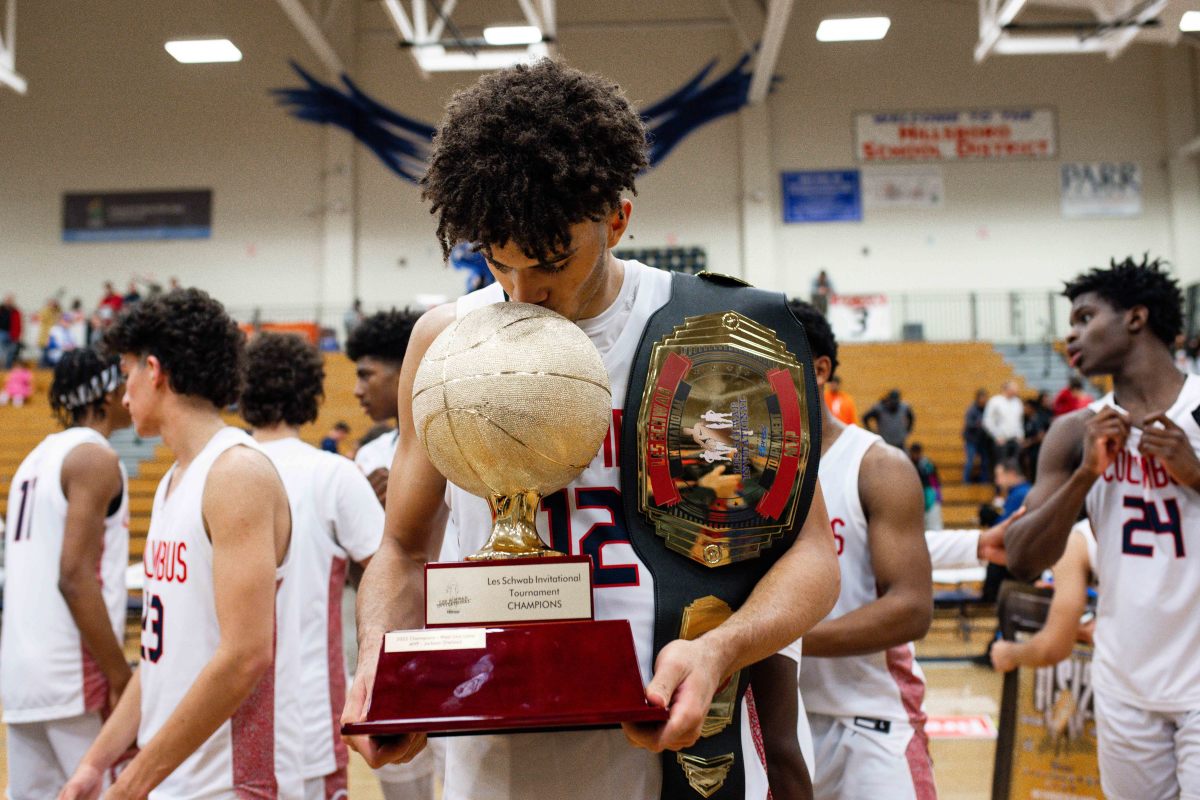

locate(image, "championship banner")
(62, 189), (212, 242)
(993, 583), (1101, 800)
(828, 294), (891, 342)
(855, 108), (1056, 162)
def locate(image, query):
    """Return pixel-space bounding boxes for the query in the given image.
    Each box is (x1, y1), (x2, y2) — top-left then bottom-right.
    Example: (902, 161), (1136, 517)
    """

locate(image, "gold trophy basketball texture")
(343, 302), (667, 736)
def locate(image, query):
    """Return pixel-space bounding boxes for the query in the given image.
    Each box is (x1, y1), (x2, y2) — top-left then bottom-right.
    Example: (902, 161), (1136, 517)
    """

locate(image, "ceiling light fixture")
(1181, 11), (1200, 31)
(816, 16), (891, 42)
(164, 39), (243, 64)
(482, 25), (543, 46)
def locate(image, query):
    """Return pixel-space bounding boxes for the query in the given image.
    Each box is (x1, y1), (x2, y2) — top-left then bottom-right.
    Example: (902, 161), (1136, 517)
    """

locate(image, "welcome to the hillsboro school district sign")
(854, 108), (1056, 162)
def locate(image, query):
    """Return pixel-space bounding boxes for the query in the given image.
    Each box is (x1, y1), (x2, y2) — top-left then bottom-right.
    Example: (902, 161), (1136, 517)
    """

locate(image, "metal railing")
(227, 290), (1075, 347)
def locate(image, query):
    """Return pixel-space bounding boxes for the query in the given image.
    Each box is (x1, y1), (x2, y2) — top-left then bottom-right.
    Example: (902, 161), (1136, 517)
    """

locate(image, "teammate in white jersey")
(60, 289), (301, 800)
(787, 302), (936, 800)
(343, 59), (841, 800)
(2, 349), (131, 799)
(343, 311), (440, 799)
(1005, 256), (1200, 800)
(347, 310), (418, 505)
(242, 332), (385, 800)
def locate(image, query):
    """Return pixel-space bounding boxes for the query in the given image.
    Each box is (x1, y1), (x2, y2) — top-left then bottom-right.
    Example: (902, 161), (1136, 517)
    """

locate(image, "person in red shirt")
(823, 374), (858, 425)
(98, 282), (123, 315)
(1051, 375), (1091, 416)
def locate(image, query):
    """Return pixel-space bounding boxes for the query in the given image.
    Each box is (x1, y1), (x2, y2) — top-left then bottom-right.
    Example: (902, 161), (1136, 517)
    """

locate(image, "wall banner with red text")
(855, 109), (1056, 163)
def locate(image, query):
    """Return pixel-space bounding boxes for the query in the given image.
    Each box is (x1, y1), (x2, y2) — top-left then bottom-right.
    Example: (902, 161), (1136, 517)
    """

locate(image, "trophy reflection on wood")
(342, 302), (668, 737)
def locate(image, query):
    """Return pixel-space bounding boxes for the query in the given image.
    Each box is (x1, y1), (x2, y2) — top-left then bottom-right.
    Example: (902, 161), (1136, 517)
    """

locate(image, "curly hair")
(49, 348), (121, 427)
(241, 332), (325, 428)
(1063, 254), (1183, 345)
(788, 299), (840, 378)
(420, 58), (649, 262)
(345, 310), (419, 364)
(103, 288), (245, 408)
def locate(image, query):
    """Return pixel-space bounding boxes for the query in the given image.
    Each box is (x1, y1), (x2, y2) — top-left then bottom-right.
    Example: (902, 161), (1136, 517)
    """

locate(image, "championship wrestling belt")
(620, 271), (822, 800)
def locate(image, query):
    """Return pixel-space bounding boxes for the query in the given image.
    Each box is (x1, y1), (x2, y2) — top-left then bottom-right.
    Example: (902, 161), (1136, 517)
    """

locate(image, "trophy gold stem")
(468, 490), (563, 560)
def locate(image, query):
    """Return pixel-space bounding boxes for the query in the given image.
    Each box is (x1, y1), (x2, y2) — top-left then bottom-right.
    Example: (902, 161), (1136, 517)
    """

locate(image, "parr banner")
(1060, 162), (1142, 219)
(855, 109), (1056, 162)
(993, 583), (1101, 800)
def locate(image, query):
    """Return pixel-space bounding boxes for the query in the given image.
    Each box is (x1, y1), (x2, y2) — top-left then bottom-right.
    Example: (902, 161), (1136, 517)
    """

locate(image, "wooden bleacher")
(2, 343), (1023, 566)
(838, 342), (1026, 528)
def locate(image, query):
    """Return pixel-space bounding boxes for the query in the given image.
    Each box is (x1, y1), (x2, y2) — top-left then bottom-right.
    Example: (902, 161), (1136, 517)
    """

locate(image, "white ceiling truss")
(380, 0), (555, 74)
(0, 0), (28, 94)
(976, 0), (1195, 61)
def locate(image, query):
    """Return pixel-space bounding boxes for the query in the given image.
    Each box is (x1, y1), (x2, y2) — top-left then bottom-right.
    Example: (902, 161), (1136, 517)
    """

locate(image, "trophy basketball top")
(412, 302), (612, 558)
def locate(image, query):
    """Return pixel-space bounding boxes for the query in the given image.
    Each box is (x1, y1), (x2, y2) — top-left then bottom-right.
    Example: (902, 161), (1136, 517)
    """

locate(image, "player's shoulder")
(209, 442), (282, 488)
(860, 437), (918, 478)
(408, 303), (458, 359)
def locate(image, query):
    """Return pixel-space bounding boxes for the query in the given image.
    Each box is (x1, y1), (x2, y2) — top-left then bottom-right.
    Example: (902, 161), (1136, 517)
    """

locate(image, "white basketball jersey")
(798, 425), (928, 724)
(138, 427), (303, 799)
(441, 262), (766, 800)
(354, 430), (398, 475)
(1, 427), (128, 723)
(1085, 374), (1200, 712)
(259, 437), (383, 780)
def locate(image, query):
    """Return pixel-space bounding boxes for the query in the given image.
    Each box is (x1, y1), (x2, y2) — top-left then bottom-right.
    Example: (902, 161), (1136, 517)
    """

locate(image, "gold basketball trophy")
(343, 302), (668, 736)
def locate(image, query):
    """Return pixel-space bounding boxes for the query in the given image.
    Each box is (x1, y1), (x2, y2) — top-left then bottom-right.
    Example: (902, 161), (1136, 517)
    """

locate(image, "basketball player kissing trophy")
(345, 270), (822, 800)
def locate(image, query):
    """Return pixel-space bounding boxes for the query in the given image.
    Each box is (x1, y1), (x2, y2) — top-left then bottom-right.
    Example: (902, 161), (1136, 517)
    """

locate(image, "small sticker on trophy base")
(425, 555), (594, 627)
(384, 628), (487, 653)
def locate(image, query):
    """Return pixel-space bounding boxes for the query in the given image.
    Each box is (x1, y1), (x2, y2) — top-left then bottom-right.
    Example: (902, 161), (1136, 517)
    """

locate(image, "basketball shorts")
(6, 712), (105, 800)
(1095, 690), (1200, 800)
(376, 738), (439, 799)
(303, 767), (348, 800)
(808, 712), (936, 800)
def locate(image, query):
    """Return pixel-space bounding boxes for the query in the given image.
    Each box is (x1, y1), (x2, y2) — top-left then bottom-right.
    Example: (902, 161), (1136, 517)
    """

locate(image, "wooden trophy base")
(342, 619), (668, 737)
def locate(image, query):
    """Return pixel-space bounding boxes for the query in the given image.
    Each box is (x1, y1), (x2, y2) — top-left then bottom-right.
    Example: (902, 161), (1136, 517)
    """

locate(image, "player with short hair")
(59, 289), (302, 800)
(787, 301), (935, 799)
(1004, 255), (1199, 799)
(2, 349), (131, 799)
(343, 58), (841, 800)
(346, 310), (418, 506)
(241, 332), (385, 800)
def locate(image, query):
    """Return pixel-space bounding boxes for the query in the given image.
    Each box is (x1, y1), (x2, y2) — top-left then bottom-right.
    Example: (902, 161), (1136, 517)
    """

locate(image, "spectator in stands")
(344, 299), (364, 341)
(41, 314), (75, 367)
(1051, 375), (1092, 417)
(98, 281), (122, 315)
(0, 360), (33, 407)
(36, 297), (60, 357)
(1021, 391), (1053, 480)
(810, 270), (835, 316)
(6, 296), (21, 368)
(984, 380), (1024, 460)
(909, 442), (943, 530)
(122, 280), (142, 306)
(0, 296), (12, 369)
(321, 421), (352, 454)
(66, 299), (88, 350)
(823, 374), (858, 425)
(977, 457), (1033, 622)
(862, 388), (913, 449)
(962, 388), (992, 484)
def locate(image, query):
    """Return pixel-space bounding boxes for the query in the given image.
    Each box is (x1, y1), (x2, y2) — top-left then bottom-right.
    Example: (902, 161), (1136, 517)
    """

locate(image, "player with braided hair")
(2, 348), (132, 799)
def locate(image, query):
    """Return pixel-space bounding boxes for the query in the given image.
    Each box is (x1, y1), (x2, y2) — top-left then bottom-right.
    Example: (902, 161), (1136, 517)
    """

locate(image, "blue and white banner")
(63, 190), (212, 242)
(1060, 162), (1142, 219)
(781, 170), (862, 223)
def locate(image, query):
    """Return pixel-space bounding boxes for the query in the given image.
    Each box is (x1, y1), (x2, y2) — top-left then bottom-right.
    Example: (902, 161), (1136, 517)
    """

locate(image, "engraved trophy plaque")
(343, 302), (668, 737)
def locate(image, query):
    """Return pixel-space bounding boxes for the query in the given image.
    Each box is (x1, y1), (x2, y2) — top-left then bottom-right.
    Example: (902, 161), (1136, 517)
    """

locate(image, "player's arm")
(106, 447), (286, 797)
(746, 654), (812, 800)
(991, 529), (1090, 672)
(804, 444), (932, 657)
(1005, 408), (1128, 579)
(927, 508), (1022, 569)
(58, 443), (132, 704)
(343, 305), (454, 768)
(59, 670), (143, 800)
(623, 482), (839, 753)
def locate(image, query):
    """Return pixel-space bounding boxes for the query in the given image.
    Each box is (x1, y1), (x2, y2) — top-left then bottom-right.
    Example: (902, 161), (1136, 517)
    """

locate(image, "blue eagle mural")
(273, 52), (768, 183)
